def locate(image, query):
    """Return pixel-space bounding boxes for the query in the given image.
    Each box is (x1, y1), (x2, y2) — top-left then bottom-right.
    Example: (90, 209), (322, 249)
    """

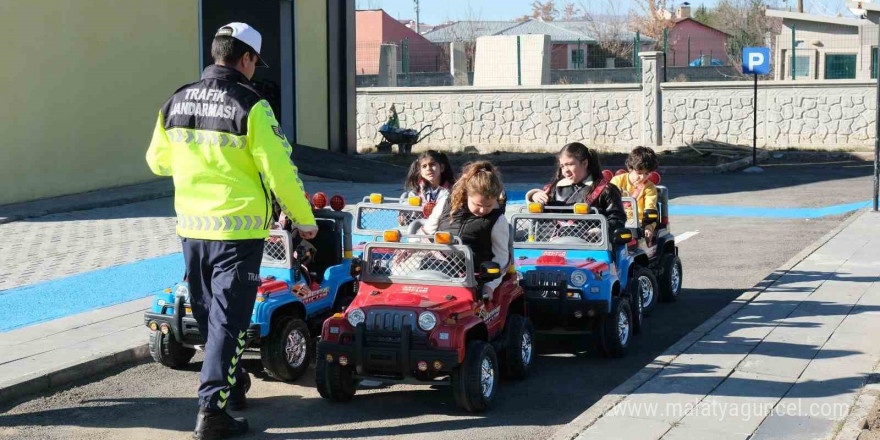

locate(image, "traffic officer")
(146, 22), (316, 439)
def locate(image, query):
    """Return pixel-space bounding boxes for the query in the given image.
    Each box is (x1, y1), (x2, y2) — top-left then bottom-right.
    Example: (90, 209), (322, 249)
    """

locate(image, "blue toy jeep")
(144, 200), (358, 381)
(511, 203), (653, 357)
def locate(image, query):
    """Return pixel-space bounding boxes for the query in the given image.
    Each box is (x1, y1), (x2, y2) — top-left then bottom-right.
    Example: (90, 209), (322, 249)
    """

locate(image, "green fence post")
(663, 28), (668, 80)
(403, 37), (410, 86)
(517, 35), (522, 85)
(687, 37), (691, 66)
(791, 25), (796, 80)
(635, 32), (641, 81)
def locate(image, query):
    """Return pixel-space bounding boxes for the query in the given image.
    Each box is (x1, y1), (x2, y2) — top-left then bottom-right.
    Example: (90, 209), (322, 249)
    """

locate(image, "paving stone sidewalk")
(569, 211), (880, 440)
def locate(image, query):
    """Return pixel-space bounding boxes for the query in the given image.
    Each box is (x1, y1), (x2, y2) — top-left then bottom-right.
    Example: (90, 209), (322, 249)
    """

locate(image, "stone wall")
(356, 84), (642, 152)
(662, 80), (876, 148)
(356, 58), (878, 152)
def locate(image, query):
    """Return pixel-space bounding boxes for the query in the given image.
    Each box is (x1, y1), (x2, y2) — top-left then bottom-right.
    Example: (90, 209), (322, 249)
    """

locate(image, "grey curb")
(549, 208), (870, 440)
(0, 344), (150, 407)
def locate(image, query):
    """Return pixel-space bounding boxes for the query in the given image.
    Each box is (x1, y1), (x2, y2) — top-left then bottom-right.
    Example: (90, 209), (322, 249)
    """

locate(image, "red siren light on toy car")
(330, 195), (345, 211)
(422, 201), (436, 217)
(648, 171), (661, 185)
(616, 169), (627, 176)
(602, 170), (613, 181)
(312, 192), (328, 209)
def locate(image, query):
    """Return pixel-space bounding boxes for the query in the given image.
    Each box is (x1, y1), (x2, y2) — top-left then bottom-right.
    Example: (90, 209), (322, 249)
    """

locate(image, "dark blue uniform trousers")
(181, 237), (264, 410)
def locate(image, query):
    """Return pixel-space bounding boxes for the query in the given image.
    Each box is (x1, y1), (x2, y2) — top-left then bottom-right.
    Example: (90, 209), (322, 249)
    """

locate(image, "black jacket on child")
(547, 181), (627, 235)
(448, 207), (504, 269)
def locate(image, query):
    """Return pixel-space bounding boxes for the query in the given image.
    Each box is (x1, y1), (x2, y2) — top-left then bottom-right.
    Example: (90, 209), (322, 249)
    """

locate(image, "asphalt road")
(0, 157), (875, 440)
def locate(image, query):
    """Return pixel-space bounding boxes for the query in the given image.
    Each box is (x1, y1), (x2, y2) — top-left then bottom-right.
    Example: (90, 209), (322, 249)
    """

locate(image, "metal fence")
(781, 24), (869, 81)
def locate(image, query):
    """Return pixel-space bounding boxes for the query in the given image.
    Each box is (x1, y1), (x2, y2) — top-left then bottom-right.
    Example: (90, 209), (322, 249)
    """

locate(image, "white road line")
(676, 230), (700, 243)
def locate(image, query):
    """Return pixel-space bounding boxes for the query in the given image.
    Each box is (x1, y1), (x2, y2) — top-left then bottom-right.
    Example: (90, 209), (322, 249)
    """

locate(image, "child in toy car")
(445, 161), (510, 301)
(525, 143), (626, 241)
(398, 150), (455, 234)
(611, 146), (660, 251)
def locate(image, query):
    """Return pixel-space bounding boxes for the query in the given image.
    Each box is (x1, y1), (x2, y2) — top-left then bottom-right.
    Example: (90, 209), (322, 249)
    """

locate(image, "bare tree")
(580, 0), (636, 66)
(562, 2), (583, 20)
(517, 1), (560, 22)
(630, 0), (676, 41)
(712, 0), (782, 72)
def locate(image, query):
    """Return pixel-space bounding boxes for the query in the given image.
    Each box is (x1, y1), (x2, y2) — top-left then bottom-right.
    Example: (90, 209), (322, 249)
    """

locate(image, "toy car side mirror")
(478, 262), (503, 282)
(642, 209), (659, 226)
(350, 257), (362, 278)
(613, 228), (634, 245)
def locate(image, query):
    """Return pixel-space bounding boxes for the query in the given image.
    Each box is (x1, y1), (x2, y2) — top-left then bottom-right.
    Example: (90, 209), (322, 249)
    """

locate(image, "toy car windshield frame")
(621, 195), (641, 230)
(354, 202), (426, 238)
(361, 241), (476, 287)
(262, 229), (295, 269)
(511, 213), (610, 250)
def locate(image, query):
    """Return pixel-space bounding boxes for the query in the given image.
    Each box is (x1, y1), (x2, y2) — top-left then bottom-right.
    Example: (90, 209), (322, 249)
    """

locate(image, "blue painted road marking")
(0, 253), (183, 332)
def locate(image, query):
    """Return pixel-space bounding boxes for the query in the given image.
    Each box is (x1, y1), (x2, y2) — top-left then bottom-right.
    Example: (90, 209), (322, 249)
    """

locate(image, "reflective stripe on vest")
(167, 128), (248, 150)
(177, 214), (265, 232)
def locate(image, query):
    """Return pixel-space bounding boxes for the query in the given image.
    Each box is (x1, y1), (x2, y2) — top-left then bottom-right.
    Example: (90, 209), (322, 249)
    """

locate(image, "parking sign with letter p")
(743, 47), (771, 75)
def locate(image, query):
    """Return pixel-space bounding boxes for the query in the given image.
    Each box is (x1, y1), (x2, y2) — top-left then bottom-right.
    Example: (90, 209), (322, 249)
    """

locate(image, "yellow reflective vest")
(146, 65), (315, 240)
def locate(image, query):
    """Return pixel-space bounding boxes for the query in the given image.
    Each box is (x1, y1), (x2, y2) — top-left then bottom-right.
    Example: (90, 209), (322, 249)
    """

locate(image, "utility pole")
(797, 0), (803, 12)
(414, 0), (420, 34)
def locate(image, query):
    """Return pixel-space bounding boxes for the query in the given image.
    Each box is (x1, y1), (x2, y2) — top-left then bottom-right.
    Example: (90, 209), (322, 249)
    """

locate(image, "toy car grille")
(262, 233), (289, 267)
(523, 270), (567, 299)
(357, 206), (424, 232)
(513, 217), (605, 245)
(367, 247), (467, 282)
(366, 309), (417, 332)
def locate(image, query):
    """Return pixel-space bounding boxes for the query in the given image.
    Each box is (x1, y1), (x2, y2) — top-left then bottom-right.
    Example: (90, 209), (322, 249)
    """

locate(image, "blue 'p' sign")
(743, 47), (771, 75)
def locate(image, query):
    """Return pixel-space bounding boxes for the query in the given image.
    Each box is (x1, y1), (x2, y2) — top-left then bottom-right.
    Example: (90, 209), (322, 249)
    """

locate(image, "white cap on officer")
(215, 22), (268, 67)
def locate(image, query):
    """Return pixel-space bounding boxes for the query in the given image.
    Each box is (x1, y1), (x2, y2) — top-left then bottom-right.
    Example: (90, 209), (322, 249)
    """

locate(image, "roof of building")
(673, 17), (731, 37)
(422, 21), (522, 43)
(765, 9), (867, 27)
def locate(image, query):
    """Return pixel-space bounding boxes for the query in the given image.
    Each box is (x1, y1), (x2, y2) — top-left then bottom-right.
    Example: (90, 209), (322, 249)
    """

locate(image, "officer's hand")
(299, 228), (318, 240)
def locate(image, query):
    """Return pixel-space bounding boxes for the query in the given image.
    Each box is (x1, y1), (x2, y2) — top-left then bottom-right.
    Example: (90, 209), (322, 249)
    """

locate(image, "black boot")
(227, 368), (251, 411)
(193, 407), (248, 440)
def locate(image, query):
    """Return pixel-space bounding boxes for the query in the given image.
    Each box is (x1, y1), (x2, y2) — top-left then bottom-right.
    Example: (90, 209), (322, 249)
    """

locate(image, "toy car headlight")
(347, 308), (366, 327)
(418, 311), (437, 331)
(570, 270), (588, 287)
(175, 284), (189, 299)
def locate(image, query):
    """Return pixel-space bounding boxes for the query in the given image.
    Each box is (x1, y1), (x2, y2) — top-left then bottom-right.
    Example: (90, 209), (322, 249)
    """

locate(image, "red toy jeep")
(316, 231), (534, 412)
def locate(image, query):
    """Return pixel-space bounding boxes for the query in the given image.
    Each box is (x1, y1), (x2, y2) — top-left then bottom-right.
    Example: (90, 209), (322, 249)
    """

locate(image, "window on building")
(787, 52), (811, 79)
(571, 48), (585, 69)
(825, 53), (857, 79)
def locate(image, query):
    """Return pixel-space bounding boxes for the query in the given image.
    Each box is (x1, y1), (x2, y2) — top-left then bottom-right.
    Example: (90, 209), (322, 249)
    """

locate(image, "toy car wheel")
(260, 317), (312, 382)
(315, 350), (358, 402)
(627, 278), (644, 336)
(501, 314), (534, 380)
(632, 265), (659, 317)
(659, 255), (683, 302)
(452, 340), (499, 412)
(149, 330), (195, 369)
(599, 296), (632, 358)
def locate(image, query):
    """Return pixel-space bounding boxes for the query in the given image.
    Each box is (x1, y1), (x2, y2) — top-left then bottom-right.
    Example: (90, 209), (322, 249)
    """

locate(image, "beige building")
(766, 7), (878, 81)
(1, 0), (354, 206)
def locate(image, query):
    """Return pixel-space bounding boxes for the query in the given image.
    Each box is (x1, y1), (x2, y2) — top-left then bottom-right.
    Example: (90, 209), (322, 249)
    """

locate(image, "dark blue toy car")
(144, 198), (358, 381)
(511, 203), (654, 357)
